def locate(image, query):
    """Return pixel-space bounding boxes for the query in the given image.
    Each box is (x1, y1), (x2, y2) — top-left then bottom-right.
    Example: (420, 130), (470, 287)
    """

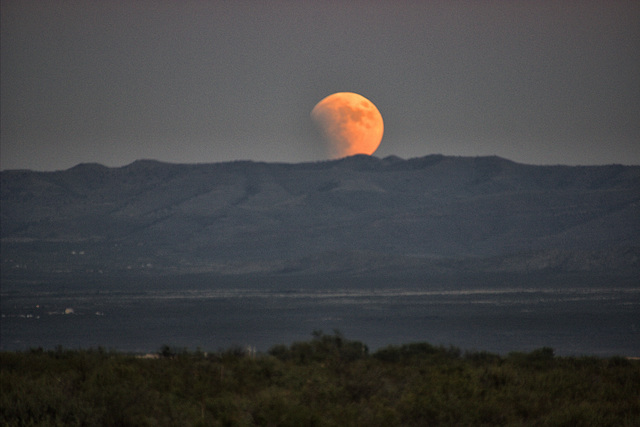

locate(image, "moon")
(311, 92), (384, 159)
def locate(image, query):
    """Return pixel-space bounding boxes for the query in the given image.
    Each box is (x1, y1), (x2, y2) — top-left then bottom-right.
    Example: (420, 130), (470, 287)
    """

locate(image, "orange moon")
(311, 92), (384, 159)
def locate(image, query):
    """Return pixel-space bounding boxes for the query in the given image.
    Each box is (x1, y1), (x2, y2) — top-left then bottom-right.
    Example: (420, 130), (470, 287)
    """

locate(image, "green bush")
(373, 342), (461, 363)
(2, 336), (639, 426)
(269, 330), (368, 366)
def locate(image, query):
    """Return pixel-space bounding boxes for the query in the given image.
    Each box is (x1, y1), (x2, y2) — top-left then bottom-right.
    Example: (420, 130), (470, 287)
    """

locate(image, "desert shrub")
(2, 340), (639, 426)
(373, 342), (461, 363)
(507, 346), (556, 370)
(268, 330), (368, 365)
(464, 350), (503, 366)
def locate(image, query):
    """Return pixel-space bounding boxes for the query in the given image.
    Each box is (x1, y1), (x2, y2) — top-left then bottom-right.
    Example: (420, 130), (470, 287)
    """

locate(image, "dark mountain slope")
(2, 155), (639, 276)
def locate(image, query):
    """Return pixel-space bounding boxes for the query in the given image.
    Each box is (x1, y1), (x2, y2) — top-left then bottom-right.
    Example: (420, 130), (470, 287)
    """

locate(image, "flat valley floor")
(2, 272), (639, 356)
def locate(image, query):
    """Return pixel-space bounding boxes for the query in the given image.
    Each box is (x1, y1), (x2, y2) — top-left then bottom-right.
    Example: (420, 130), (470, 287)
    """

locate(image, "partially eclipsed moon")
(311, 92), (384, 159)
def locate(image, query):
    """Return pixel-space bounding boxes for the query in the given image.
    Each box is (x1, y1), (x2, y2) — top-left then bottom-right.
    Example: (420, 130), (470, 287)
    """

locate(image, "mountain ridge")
(2, 155), (639, 278)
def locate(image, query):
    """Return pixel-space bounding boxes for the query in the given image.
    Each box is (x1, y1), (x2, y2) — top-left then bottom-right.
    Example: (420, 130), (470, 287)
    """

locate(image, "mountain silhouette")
(2, 155), (639, 278)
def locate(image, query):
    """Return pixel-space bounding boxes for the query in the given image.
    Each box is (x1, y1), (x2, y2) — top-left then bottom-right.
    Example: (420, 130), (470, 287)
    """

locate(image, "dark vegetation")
(2, 332), (639, 426)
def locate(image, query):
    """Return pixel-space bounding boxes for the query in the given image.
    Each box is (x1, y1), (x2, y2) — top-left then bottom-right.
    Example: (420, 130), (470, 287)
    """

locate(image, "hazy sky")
(2, 1), (639, 170)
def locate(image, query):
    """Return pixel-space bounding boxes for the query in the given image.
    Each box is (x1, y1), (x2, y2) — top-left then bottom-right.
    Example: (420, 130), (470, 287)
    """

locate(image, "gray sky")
(2, 1), (639, 171)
